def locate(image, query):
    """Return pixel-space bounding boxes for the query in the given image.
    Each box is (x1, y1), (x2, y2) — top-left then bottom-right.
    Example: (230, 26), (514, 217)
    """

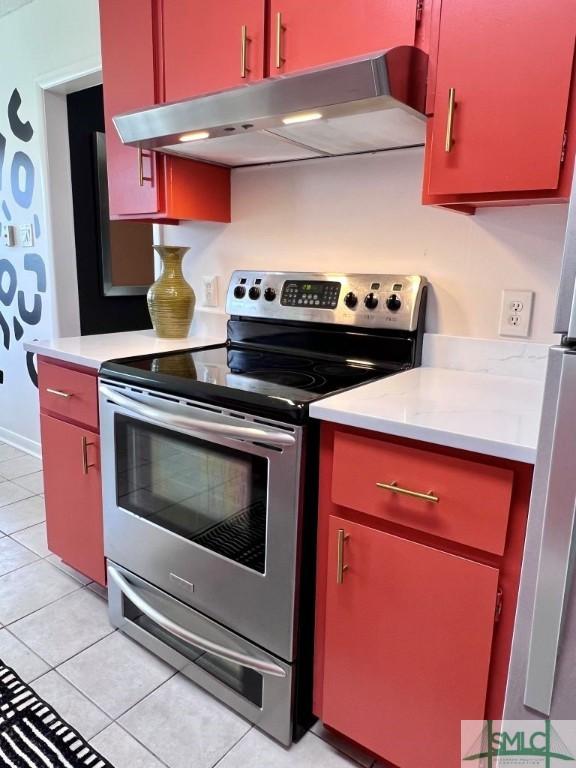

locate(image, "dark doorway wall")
(67, 86), (153, 335)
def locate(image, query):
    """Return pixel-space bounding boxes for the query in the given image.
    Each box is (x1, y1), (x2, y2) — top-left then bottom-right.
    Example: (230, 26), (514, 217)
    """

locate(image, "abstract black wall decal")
(25, 350), (37, 387)
(13, 316), (23, 341)
(0, 133), (5, 190)
(0, 88), (46, 389)
(24, 253), (46, 292)
(0, 311), (9, 349)
(0, 259), (17, 305)
(10, 151), (34, 208)
(8, 89), (33, 142)
(17, 291), (41, 325)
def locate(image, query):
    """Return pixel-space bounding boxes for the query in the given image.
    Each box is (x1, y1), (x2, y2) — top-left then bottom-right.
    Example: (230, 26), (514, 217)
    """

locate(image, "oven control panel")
(281, 280), (341, 309)
(226, 271), (428, 332)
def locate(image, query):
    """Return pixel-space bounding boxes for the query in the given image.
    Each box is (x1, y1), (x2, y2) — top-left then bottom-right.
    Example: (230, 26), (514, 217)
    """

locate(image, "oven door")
(107, 562), (294, 745)
(99, 379), (304, 661)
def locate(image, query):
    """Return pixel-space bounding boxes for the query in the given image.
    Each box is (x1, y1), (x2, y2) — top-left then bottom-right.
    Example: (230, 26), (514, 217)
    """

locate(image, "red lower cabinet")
(314, 424), (533, 768)
(40, 410), (105, 586)
(323, 516), (499, 768)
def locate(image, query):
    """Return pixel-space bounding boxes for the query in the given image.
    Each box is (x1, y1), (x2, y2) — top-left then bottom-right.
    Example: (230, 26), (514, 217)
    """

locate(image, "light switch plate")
(499, 290), (534, 338)
(202, 275), (219, 307)
(19, 224), (33, 247)
(1, 225), (14, 247)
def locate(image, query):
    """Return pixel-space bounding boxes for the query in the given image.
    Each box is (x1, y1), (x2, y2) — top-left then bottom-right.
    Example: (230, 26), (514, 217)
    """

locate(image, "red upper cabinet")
(100, 0), (161, 217)
(424, 0), (576, 201)
(322, 516), (499, 768)
(99, 0), (231, 222)
(269, 0), (420, 76)
(163, 0), (266, 103)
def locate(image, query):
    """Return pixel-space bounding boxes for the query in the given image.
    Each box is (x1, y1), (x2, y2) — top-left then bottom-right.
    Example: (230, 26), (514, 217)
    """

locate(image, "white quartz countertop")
(310, 367), (544, 463)
(24, 330), (223, 370)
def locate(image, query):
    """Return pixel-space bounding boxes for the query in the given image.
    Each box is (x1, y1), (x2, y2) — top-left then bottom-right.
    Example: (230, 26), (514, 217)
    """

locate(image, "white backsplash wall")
(160, 147), (568, 344)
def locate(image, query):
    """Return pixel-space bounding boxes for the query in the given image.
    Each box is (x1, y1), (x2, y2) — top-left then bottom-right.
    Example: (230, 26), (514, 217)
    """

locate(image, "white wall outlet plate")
(19, 224), (34, 247)
(1, 224), (15, 247)
(202, 275), (219, 307)
(499, 290), (534, 338)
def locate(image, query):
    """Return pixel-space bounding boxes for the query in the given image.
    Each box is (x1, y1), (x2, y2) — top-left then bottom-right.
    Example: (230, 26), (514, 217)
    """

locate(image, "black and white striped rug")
(0, 663), (114, 767)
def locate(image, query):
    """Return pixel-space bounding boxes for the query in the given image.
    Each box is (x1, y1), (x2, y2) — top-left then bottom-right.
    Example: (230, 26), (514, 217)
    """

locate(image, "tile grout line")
(209, 725), (255, 768)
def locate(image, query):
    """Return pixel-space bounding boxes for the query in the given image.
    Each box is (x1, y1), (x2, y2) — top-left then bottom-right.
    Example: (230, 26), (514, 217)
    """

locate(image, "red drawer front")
(332, 431), (513, 555)
(38, 360), (99, 431)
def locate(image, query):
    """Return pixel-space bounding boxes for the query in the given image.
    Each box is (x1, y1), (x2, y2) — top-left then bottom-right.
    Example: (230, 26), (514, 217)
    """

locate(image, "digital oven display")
(281, 281), (341, 309)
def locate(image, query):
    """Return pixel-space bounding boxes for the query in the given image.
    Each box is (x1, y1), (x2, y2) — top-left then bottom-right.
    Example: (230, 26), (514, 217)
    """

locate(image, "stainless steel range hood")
(113, 46), (428, 169)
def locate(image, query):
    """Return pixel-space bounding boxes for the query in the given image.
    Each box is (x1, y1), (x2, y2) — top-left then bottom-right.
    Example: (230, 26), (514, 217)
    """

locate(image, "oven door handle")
(99, 384), (296, 447)
(108, 565), (287, 678)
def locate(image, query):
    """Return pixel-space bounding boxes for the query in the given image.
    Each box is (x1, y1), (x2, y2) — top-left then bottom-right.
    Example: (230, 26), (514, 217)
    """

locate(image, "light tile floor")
(0, 442), (378, 768)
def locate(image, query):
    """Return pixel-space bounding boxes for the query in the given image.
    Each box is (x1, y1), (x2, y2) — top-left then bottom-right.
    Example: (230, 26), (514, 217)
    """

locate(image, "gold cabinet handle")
(138, 146), (153, 187)
(376, 481), (439, 504)
(241, 25), (250, 78)
(81, 436), (96, 475)
(336, 529), (350, 584)
(46, 388), (72, 399)
(275, 11), (285, 69)
(445, 87), (456, 153)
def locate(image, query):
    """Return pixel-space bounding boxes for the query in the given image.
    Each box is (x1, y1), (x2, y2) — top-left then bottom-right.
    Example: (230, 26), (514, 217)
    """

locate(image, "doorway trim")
(35, 56), (102, 338)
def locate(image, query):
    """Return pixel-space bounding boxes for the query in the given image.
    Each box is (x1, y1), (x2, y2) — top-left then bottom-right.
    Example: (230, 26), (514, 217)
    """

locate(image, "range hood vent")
(114, 47), (428, 169)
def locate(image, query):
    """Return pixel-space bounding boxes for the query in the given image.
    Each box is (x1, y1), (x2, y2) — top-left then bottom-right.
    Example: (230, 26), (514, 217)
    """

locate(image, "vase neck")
(154, 247), (188, 279)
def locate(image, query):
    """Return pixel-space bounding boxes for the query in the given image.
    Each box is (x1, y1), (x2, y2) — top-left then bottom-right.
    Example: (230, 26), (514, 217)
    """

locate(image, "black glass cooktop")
(101, 343), (397, 423)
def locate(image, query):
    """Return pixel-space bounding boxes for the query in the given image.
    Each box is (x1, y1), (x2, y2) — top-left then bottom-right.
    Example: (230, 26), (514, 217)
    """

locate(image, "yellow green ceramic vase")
(148, 246), (195, 338)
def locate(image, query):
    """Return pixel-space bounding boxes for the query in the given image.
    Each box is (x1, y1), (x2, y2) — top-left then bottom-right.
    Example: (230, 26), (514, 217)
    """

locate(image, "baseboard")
(0, 426), (41, 458)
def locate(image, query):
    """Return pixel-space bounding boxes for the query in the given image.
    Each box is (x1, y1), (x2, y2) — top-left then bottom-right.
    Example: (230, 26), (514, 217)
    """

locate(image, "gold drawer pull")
(138, 146), (153, 187)
(275, 11), (285, 69)
(377, 481), (439, 504)
(81, 435), (96, 475)
(46, 388), (72, 399)
(241, 25), (250, 78)
(445, 87), (456, 153)
(336, 528), (349, 584)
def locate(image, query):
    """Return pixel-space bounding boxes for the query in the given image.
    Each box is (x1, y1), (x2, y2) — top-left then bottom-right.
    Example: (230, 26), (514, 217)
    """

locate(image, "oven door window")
(115, 415), (268, 573)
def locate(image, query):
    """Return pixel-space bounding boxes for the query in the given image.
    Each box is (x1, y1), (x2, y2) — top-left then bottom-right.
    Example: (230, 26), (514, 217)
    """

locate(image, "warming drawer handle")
(376, 481), (439, 504)
(99, 384), (296, 447)
(108, 565), (287, 678)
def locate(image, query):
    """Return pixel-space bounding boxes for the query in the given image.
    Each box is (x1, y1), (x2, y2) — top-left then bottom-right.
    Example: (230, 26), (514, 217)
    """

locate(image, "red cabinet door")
(40, 414), (106, 586)
(426, 0), (576, 196)
(163, 0), (266, 103)
(269, 0), (418, 76)
(99, 0), (162, 216)
(322, 516), (499, 768)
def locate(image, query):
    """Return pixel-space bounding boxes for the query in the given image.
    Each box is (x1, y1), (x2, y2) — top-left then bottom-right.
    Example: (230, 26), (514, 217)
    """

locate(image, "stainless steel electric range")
(98, 271), (428, 745)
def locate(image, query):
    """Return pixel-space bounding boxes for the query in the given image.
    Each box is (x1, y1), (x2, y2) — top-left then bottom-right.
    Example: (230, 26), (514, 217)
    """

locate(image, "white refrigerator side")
(504, 347), (576, 718)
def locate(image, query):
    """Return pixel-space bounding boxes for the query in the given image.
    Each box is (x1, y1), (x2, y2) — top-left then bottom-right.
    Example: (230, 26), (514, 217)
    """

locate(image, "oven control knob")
(344, 292), (358, 308)
(264, 287), (277, 302)
(233, 285), (246, 299)
(386, 294), (402, 312)
(248, 286), (261, 300)
(364, 292), (379, 310)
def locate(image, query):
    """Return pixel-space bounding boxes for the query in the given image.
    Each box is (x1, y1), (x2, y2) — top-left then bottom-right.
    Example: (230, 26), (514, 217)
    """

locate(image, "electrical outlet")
(202, 275), (219, 307)
(499, 290), (534, 338)
(1, 225), (14, 247)
(19, 224), (33, 247)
